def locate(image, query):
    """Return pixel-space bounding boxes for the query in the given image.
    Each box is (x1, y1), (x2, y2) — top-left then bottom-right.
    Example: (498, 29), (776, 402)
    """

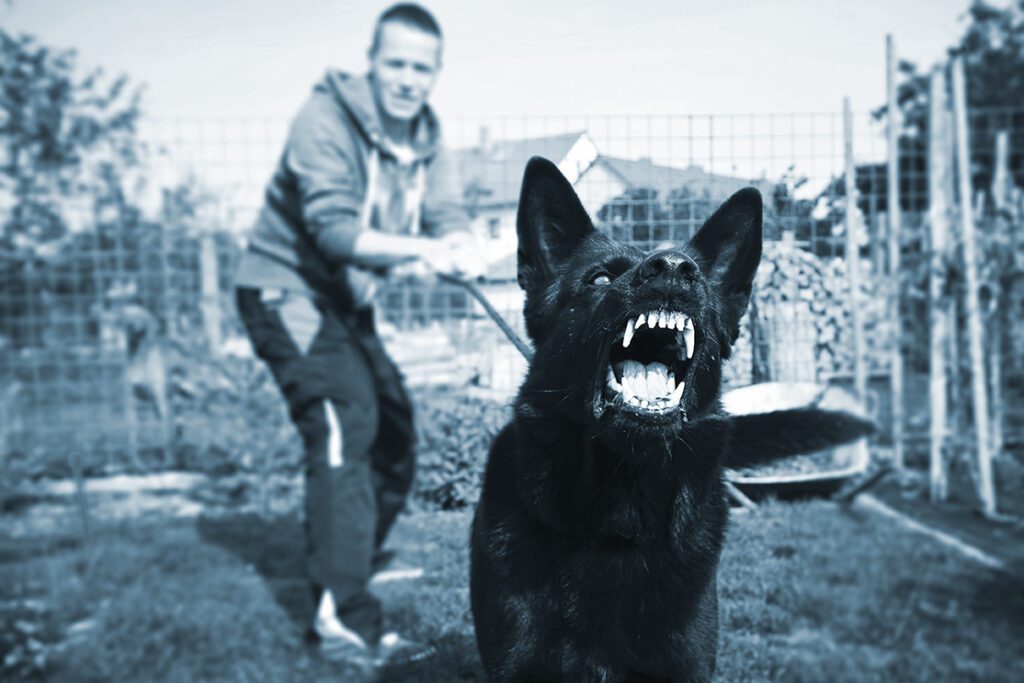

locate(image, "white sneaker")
(313, 590), (376, 664)
(377, 631), (437, 665)
(313, 590), (435, 666)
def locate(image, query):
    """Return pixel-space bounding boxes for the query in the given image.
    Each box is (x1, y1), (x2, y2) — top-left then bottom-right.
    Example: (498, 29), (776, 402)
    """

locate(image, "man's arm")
(349, 230), (447, 269)
(286, 99), (448, 271)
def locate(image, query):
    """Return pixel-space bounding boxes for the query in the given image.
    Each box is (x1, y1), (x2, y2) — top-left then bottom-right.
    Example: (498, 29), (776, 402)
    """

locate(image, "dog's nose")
(638, 250), (699, 284)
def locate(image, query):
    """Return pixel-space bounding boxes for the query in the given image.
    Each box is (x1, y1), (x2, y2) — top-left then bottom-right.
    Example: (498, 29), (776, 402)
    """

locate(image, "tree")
(0, 28), (238, 350)
(880, 1), (1024, 189)
(0, 29), (143, 253)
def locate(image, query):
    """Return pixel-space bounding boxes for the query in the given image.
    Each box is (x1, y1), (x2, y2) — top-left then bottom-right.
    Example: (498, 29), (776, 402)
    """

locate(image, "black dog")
(469, 157), (872, 682)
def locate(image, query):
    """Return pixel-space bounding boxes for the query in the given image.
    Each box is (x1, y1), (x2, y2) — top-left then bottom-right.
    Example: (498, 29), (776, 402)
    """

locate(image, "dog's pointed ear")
(686, 188), (763, 340)
(516, 157), (595, 291)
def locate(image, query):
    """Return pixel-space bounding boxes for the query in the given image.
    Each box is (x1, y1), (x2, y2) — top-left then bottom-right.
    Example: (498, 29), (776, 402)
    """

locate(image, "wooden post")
(927, 66), (951, 503)
(843, 98), (868, 403)
(989, 131), (1010, 457)
(951, 57), (997, 516)
(200, 232), (222, 353)
(886, 35), (905, 468)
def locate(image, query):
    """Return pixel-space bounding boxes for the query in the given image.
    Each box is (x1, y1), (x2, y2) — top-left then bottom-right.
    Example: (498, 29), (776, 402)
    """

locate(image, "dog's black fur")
(469, 158), (873, 682)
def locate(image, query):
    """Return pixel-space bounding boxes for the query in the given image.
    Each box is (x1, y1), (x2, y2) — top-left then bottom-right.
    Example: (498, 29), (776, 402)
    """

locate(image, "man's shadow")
(196, 511), (488, 680)
(196, 512), (314, 629)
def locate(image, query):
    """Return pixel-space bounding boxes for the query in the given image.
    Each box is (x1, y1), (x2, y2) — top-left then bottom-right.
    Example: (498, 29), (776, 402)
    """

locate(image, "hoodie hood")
(318, 70), (441, 162)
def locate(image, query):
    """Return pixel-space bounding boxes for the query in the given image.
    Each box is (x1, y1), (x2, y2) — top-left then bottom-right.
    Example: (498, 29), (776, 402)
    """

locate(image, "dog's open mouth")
(600, 309), (697, 418)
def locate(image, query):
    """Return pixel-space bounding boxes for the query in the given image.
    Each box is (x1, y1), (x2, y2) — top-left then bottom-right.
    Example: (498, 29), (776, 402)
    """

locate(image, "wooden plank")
(854, 495), (1005, 571)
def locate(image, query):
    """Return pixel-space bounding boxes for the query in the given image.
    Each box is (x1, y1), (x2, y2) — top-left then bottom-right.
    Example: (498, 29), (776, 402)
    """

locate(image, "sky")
(3, 0), (991, 121)
(2, 0), (1002, 222)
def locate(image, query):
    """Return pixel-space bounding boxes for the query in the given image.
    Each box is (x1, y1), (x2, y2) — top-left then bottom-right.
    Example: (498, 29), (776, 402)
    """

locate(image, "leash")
(437, 273), (535, 362)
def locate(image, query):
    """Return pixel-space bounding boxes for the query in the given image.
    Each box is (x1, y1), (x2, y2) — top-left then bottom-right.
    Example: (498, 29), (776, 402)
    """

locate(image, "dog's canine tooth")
(623, 319), (635, 348)
(671, 380), (685, 404)
(684, 318), (695, 359)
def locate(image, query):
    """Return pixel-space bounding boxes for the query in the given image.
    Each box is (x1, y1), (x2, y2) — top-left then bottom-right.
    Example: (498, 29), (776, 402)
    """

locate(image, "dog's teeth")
(606, 366), (621, 392)
(645, 363), (668, 401)
(623, 319), (635, 348)
(622, 360), (644, 402)
(658, 311), (667, 328)
(668, 315), (678, 331)
(636, 313), (646, 329)
(684, 318), (695, 359)
(647, 312), (657, 328)
(674, 313), (685, 330)
(671, 380), (685, 404)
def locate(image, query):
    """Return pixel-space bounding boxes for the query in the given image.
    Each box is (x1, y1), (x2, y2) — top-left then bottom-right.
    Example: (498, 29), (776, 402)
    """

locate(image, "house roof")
(456, 132), (587, 209)
(593, 156), (774, 201)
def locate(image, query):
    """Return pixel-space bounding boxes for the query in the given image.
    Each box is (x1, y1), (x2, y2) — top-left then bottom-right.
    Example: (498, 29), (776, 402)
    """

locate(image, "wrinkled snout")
(638, 249), (700, 297)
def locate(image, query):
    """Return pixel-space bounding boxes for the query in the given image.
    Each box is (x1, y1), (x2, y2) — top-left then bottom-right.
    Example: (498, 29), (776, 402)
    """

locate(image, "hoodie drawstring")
(406, 162), (426, 235)
(360, 147), (380, 231)
(361, 146), (427, 236)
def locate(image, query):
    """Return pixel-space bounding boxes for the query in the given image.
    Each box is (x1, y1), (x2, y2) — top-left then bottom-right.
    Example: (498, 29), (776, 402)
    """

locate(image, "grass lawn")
(1, 500), (1022, 682)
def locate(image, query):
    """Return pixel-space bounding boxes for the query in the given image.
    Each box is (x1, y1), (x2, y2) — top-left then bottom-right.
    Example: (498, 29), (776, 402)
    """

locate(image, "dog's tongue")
(621, 360), (673, 402)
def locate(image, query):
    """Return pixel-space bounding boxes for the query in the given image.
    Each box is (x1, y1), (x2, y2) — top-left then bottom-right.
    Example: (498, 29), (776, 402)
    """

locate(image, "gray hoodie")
(234, 70), (469, 308)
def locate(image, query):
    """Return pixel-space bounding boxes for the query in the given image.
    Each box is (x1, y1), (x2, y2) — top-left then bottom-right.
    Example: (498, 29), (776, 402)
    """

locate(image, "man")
(234, 3), (475, 664)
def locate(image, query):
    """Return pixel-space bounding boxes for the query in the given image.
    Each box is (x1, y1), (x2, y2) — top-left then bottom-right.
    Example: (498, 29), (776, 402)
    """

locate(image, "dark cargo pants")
(236, 287), (416, 645)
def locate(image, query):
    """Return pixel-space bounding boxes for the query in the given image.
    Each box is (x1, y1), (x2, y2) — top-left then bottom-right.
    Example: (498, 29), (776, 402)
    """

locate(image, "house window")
(487, 217), (501, 239)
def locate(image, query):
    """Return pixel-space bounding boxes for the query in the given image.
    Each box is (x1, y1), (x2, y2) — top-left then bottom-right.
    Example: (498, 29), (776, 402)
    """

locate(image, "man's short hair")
(370, 3), (442, 54)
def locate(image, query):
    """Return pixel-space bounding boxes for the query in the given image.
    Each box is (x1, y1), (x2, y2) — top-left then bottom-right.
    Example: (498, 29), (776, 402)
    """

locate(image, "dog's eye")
(592, 274), (612, 286)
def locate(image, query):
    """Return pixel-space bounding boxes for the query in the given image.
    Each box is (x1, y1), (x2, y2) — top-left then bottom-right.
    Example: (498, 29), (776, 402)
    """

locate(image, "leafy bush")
(411, 389), (511, 510)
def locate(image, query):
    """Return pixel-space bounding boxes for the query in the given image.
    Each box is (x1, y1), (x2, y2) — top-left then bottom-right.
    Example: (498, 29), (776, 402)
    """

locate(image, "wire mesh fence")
(2, 108), (1022, 475)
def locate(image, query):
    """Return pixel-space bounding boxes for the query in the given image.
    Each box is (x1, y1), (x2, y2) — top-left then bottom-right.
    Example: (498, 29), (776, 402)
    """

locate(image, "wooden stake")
(989, 131), (1010, 458)
(843, 98), (867, 403)
(200, 232), (222, 353)
(927, 66), (951, 503)
(886, 35), (905, 468)
(951, 57), (997, 516)
(725, 481), (758, 511)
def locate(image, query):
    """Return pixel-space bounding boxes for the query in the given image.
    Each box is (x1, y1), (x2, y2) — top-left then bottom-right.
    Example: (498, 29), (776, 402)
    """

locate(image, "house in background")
(456, 130), (599, 268)
(455, 129), (775, 282)
(575, 156), (776, 221)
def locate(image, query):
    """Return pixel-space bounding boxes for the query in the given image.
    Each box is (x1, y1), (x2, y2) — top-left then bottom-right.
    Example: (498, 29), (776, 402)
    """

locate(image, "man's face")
(369, 22), (441, 123)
